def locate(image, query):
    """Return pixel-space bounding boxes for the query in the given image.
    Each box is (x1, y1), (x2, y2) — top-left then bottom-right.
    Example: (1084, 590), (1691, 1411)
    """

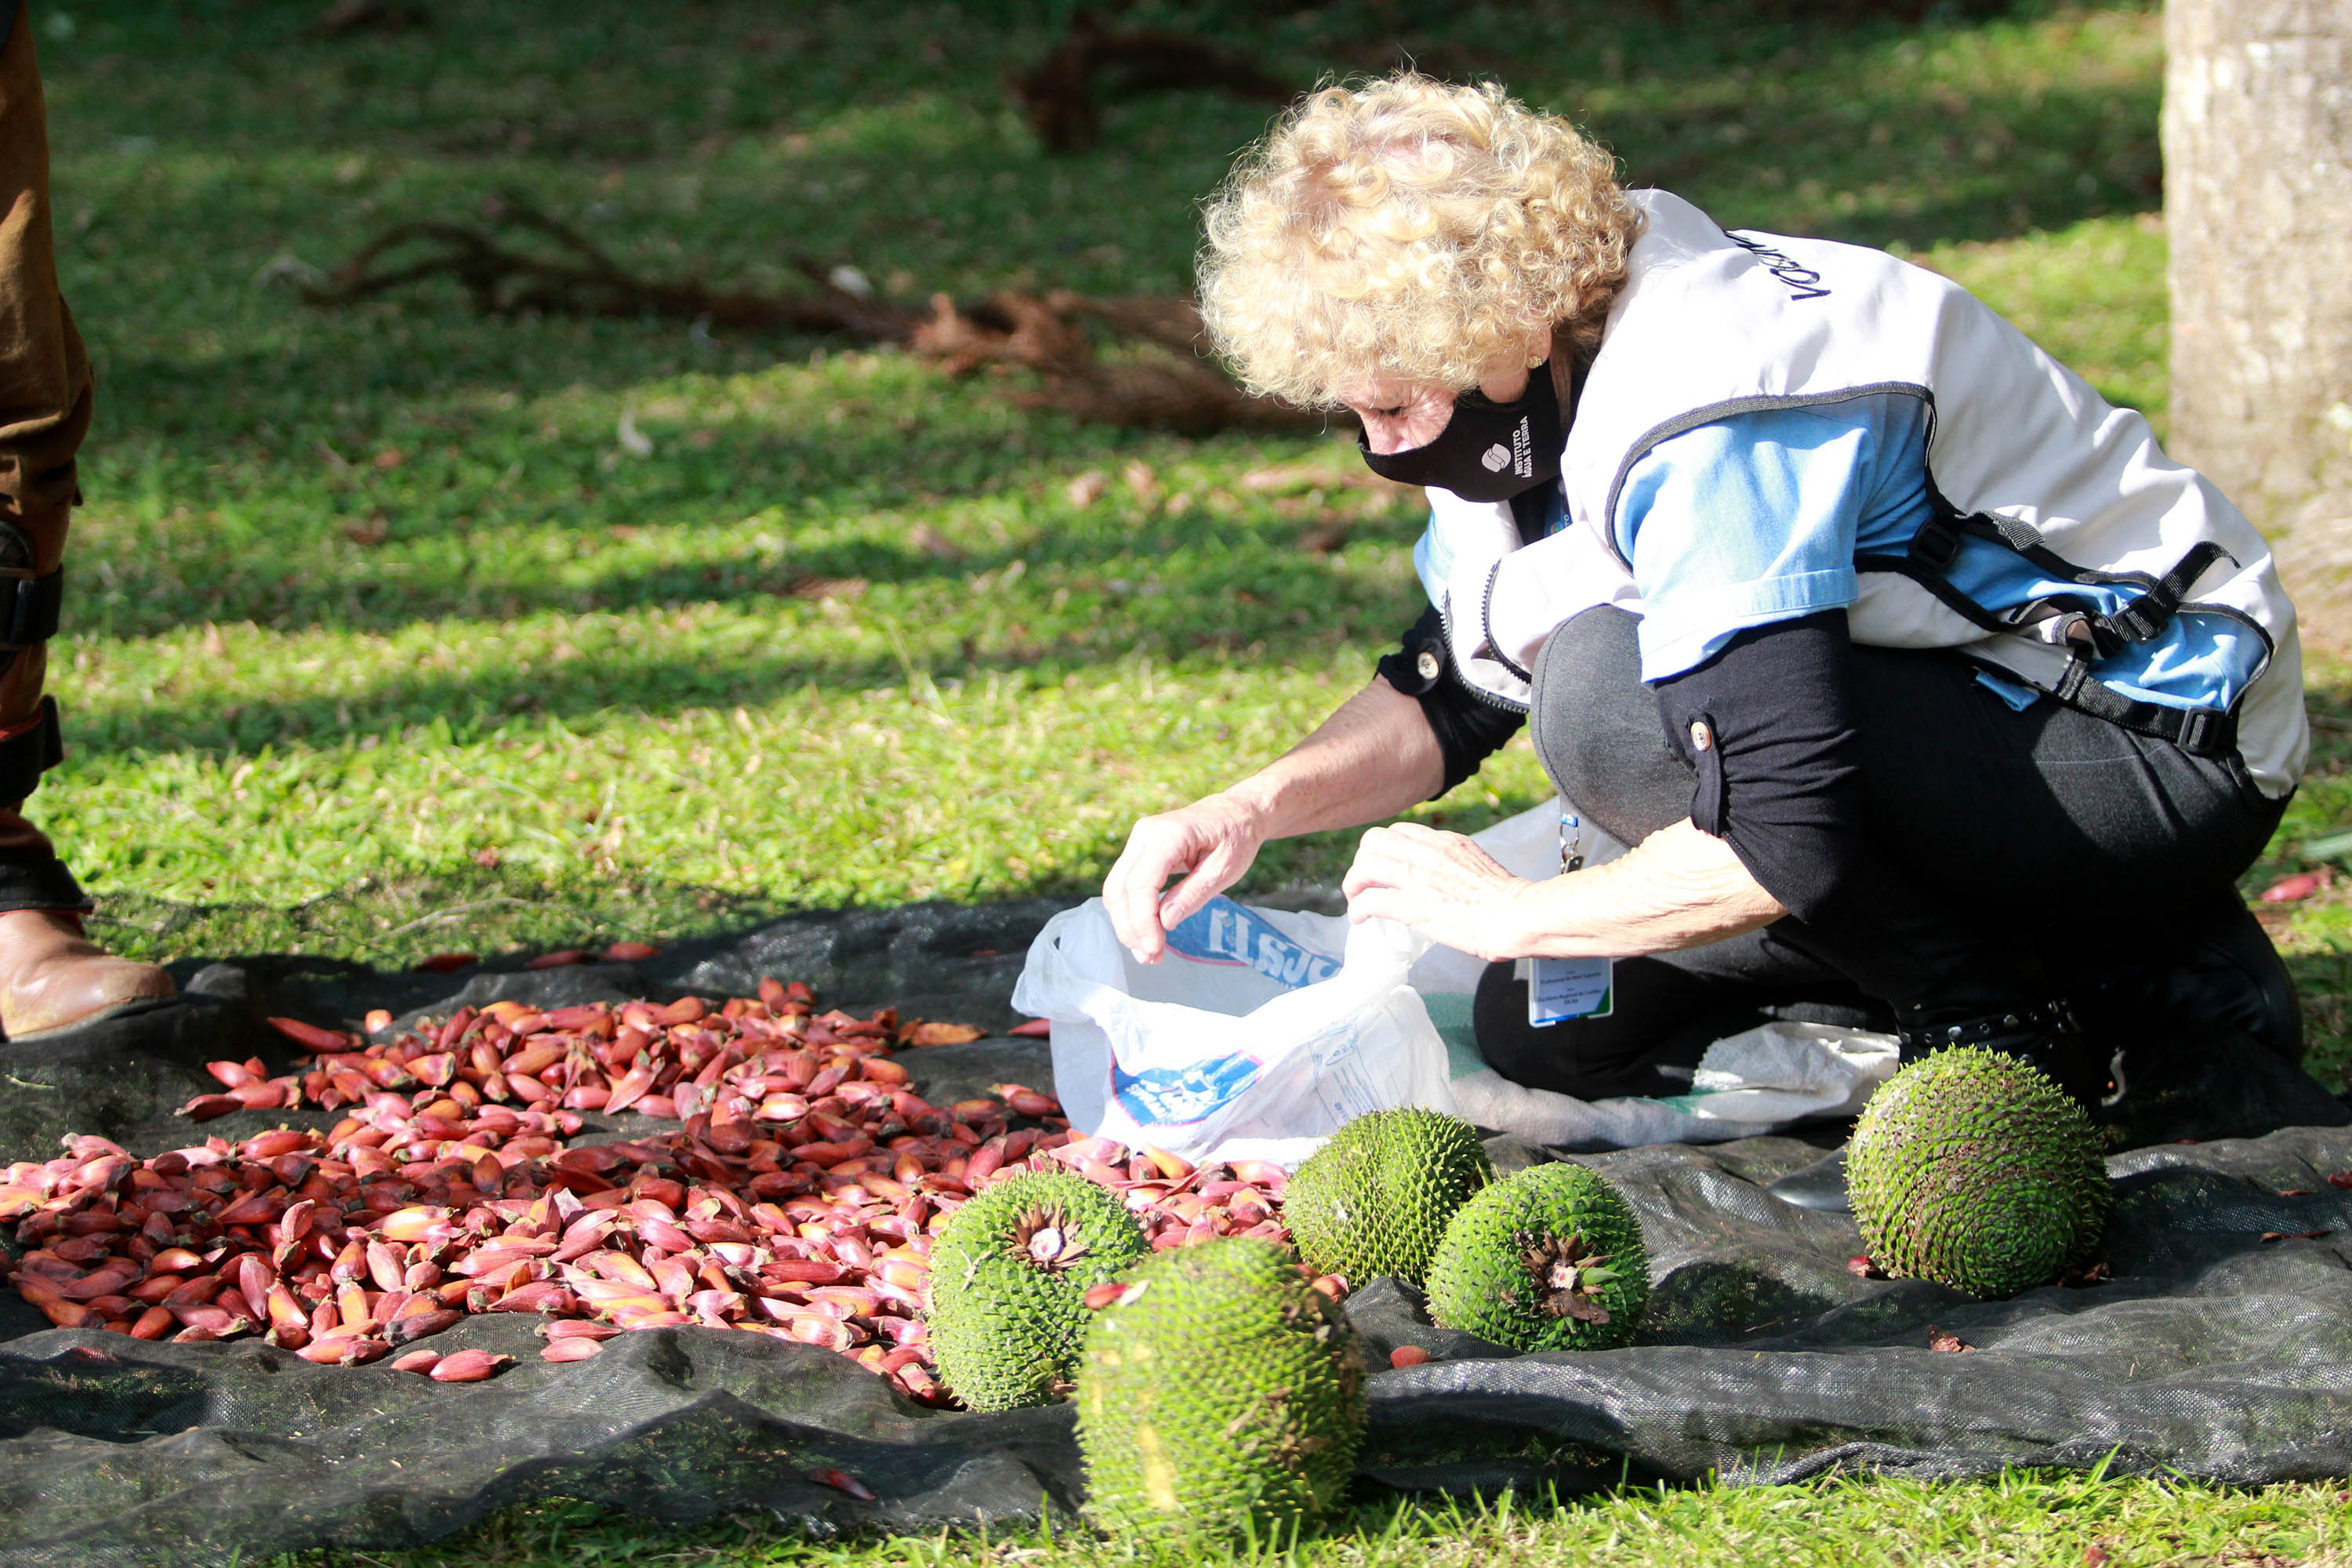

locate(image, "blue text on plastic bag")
(1112, 1054), (1265, 1127)
(1163, 897), (1341, 989)
(1107, 899), (1344, 1127)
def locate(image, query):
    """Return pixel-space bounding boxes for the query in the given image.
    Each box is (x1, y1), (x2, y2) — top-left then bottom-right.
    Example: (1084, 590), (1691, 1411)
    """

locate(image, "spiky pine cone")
(1425, 1161), (1650, 1352)
(1848, 1046), (2110, 1300)
(926, 1170), (1149, 1411)
(1076, 1236), (1367, 1544)
(1283, 1107), (1492, 1288)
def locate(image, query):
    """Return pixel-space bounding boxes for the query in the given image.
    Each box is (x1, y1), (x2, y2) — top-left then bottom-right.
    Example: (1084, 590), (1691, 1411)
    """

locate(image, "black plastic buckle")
(2100, 595), (2165, 648)
(2176, 707), (2228, 757)
(2079, 615), (2128, 662)
(1909, 517), (1962, 572)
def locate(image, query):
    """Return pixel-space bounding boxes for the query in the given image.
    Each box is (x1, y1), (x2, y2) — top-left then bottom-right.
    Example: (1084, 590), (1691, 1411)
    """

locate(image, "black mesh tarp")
(2, 899), (2350, 1567)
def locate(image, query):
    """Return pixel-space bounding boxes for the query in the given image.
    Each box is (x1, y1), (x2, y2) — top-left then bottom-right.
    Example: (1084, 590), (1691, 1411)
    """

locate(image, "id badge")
(1520, 809), (1612, 1025)
(1526, 954), (1613, 1026)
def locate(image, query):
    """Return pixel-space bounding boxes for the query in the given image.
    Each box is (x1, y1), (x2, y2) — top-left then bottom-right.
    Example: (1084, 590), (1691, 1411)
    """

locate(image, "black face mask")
(1356, 362), (1563, 501)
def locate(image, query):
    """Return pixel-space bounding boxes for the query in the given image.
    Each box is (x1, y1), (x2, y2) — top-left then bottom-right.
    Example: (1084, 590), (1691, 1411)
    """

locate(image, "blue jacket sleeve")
(1617, 396), (1935, 682)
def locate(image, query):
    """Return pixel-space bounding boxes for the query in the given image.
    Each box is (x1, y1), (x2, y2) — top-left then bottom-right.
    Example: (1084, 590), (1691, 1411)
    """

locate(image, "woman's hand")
(1341, 822), (1534, 962)
(1103, 793), (1271, 964)
(1100, 680), (1448, 963)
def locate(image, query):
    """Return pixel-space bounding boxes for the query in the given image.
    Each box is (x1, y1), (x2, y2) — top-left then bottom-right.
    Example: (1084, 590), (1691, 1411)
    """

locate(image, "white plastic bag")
(1009, 895), (1454, 1167)
(1014, 796), (1898, 1163)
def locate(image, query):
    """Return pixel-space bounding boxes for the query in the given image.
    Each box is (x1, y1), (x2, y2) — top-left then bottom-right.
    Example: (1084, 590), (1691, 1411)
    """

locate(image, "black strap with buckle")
(1907, 511), (2245, 760)
(0, 565), (62, 649)
(0, 695), (64, 801)
(2051, 657), (2239, 758)
(1908, 515), (1962, 572)
(2085, 541), (2233, 652)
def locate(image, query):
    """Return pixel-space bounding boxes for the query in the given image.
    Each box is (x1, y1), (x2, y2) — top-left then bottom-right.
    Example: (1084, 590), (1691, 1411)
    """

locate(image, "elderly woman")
(1102, 75), (2307, 1205)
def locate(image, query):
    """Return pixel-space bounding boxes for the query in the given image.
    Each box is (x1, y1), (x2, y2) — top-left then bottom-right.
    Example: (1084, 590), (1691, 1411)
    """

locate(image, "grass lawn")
(285, 1472), (2352, 1568)
(16, 0), (2351, 1561)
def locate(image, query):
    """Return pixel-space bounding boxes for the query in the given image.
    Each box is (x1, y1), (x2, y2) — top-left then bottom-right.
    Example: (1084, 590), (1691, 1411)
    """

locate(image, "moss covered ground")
(19, 0), (2351, 1559)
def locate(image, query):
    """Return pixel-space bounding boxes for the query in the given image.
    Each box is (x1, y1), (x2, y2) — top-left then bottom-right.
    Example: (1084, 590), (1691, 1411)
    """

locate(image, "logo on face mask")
(1356, 372), (1561, 502)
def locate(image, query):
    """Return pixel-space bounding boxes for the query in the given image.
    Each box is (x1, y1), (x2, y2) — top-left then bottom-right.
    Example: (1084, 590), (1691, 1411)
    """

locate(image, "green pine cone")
(1848, 1046), (2110, 1300)
(926, 1170), (1149, 1411)
(1284, 1108), (1494, 1288)
(1425, 1160), (1650, 1352)
(1076, 1236), (1367, 1545)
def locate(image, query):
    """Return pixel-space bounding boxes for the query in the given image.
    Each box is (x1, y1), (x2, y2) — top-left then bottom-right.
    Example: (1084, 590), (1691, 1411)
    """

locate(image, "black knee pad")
(1528, 606), (1691, 848)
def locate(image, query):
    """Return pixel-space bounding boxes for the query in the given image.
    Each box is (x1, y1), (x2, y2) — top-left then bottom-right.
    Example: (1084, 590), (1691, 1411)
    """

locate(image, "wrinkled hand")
(1341, 822), (1533, 962)
(1103, 794), (1269, 964)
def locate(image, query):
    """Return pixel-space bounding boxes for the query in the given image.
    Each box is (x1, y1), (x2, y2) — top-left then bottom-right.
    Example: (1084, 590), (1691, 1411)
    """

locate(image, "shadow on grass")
(34, 1), (2180, 787)
(68, 0), (2157, 247)
(45, 0), (2166, 676)
(87, 868), (797, 975)
(76, 371), (1387, 644)
(78, 786), (1543, 971)
(55, 1), (2162, 443)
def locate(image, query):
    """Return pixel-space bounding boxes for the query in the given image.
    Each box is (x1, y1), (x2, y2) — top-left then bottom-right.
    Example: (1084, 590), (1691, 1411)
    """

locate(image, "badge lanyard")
(1526, 811), (1613, 1025)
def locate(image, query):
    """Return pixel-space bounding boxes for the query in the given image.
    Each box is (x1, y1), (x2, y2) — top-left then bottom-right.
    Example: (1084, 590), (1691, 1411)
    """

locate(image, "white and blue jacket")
(1420, 191), (2307, 797)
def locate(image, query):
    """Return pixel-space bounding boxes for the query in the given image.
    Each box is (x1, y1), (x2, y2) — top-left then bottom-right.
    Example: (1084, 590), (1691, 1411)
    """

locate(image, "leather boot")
(0, 6), (171, 1040)
(0, 907), (173, 1039)
(1765, 1000), (2101, 1213)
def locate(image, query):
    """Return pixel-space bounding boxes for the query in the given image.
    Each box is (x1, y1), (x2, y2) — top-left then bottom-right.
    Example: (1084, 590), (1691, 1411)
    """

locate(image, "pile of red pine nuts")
(1, 978), (1290, 1400)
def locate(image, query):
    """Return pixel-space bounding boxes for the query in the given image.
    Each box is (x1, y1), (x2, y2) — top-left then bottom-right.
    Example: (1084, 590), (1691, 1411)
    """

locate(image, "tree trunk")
(2164, 0), (2352, 642)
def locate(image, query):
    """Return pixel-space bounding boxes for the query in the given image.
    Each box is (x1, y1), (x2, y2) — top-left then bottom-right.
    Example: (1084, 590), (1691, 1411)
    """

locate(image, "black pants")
(1474, 606), (2288, 1100)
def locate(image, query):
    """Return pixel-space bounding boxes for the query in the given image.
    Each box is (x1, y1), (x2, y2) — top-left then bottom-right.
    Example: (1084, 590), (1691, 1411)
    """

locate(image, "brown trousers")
(0, 0), (93, 912)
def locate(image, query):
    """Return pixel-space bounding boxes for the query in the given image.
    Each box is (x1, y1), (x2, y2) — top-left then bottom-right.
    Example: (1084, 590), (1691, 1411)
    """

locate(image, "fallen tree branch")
(302, 198), (1317, 435)
(303, 196), (913, 339)
(1009, 8), (1296, 154)
(913, 290), (1318, 437)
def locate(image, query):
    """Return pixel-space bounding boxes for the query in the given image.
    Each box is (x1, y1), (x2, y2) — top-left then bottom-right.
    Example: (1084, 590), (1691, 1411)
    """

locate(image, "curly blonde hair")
(1199, 74), (1641, 409)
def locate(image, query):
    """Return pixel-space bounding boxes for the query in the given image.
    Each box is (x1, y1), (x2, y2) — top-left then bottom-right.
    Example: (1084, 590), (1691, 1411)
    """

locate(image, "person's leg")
(1524, 601), (1689, 850)
(1528, 604), (2050, 1024)
(1841, 647), (2283, 916)
(1792, 646), (2288, 1204)
(1520, 603), (2293, 1207)
(0, 5), (172, 1036)
(1479, 606), (1897, 1095)
(1469, 953), (1891, 1100)
(1522, 605), (2290, 1090)
(1840, 644), (2294, 1060)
